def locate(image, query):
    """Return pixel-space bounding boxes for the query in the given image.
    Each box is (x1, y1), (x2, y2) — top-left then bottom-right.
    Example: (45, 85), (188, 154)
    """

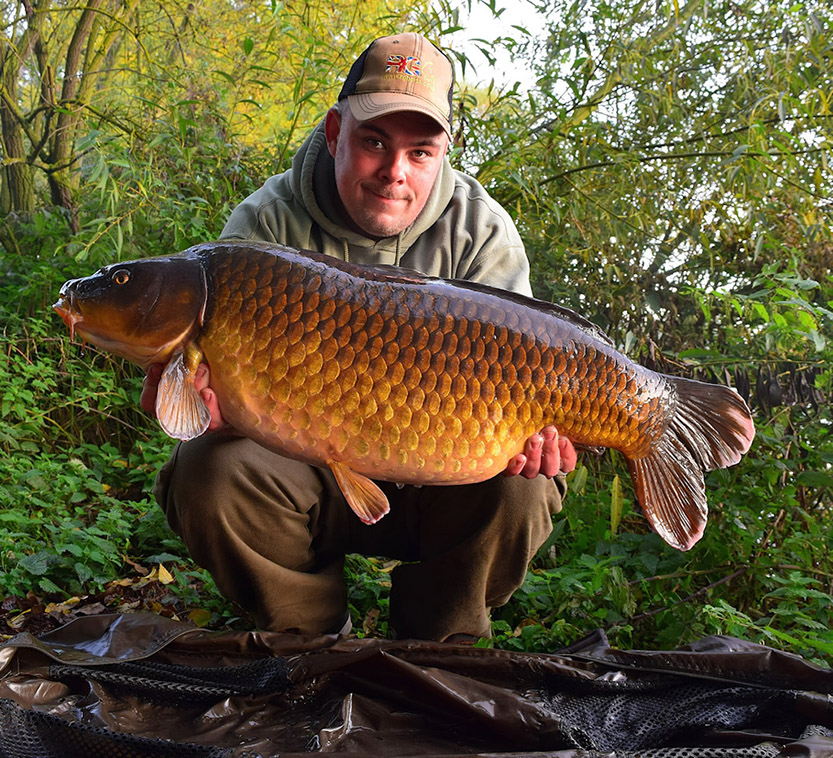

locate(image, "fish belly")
(199, 246), (670, 484)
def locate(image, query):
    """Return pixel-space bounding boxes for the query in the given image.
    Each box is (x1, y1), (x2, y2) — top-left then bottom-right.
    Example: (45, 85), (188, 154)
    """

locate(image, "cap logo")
(386, 54), (421, 77)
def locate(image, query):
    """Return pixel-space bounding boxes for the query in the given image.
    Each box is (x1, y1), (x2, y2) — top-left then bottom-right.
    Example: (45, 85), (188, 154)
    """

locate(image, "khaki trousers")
(154, 432), (565, 641)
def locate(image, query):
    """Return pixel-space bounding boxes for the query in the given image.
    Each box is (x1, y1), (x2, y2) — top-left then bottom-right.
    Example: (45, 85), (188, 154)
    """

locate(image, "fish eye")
(112, 269), (130, 286)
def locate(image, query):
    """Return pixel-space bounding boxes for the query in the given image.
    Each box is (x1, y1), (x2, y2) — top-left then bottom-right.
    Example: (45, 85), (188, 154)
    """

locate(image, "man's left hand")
(503, 426), (577, 478)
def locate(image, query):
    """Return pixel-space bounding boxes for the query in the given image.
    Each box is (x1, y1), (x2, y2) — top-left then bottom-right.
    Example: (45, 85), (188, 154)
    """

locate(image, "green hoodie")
(220, 118), (533, 297)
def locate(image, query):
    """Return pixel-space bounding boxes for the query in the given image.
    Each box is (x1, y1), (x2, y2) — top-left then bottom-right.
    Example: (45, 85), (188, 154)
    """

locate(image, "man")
(143, 33), (576, 641)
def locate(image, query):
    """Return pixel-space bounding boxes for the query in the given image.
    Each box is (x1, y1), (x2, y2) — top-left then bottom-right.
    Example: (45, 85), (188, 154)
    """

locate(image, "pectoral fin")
(329, 461), (390, 524)
(156, 351), (211, 440)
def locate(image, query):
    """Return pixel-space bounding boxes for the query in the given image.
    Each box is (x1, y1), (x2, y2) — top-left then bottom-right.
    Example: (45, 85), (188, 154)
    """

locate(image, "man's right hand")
(141, 362), (227, 431)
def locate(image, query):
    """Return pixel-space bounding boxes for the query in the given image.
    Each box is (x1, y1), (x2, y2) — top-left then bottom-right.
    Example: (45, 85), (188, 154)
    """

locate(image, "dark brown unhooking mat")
(0, 612), (830, 757)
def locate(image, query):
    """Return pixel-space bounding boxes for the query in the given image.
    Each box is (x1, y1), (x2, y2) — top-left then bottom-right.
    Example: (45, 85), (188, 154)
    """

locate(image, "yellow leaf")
(8, 611), (30, 630)
(110, 578), (136, 587)
(157, 564), (174, 585)
(188, 609), (212, 627)
(45, 597), (81, 614)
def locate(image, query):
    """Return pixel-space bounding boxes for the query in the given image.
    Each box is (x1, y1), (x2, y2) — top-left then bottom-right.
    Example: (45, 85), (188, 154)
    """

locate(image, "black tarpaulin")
(0, 612), (831, 757)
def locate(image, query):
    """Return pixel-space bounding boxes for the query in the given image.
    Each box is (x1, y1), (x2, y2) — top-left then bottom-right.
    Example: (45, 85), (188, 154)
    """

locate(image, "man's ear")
(324, 108), (342, 158)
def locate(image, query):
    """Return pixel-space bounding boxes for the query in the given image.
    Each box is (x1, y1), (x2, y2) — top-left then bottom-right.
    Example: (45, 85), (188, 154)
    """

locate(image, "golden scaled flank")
(200, 249), (661, 482)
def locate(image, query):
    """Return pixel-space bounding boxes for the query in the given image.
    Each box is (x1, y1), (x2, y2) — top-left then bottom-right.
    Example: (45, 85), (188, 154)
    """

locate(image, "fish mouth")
(53, 290), (83, 340)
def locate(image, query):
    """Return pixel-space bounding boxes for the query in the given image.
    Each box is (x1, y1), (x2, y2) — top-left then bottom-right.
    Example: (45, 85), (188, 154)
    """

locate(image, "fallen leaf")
(8, 611), (30, 630)
(45, 597), (82, 615)
(76, 603), (106, 616)
(123, 556), (149, 576)
(363, 608), (380, 635)
(188, 608), (212, 627)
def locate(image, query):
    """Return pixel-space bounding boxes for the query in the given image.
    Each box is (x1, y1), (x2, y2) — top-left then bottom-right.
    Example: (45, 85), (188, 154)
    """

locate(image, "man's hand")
(503, 426), (577, 479)
(141, 362), (227, 432)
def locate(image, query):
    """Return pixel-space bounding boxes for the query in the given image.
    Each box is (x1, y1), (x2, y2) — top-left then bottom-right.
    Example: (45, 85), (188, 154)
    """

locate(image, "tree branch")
(502, 144), (829, 205)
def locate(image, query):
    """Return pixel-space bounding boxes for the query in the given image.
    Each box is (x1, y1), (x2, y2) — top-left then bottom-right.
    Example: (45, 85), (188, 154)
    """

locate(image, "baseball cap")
(338, 33), (454, 138)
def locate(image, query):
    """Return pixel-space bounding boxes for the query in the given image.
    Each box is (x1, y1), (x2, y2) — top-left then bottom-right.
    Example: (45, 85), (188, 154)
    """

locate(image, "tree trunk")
(0, 38), (36, 220)
(44, 0), (106, 234)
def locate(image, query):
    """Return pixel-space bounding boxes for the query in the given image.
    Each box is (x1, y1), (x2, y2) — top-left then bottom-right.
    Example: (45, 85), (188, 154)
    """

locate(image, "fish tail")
(626, 378), (755, 551)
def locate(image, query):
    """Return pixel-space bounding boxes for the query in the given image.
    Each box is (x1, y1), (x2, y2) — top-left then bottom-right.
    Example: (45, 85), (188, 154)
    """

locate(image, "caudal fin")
(626, 378), (755, 551)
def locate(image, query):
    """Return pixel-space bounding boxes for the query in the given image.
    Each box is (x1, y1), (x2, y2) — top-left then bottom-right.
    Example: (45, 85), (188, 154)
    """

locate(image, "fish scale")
(200, 245), (659, 483)
(53, 239), (755, 550)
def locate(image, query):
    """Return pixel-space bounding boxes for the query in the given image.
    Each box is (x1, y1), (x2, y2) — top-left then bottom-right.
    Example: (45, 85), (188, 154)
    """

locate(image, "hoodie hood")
(290, 116), (456, 264)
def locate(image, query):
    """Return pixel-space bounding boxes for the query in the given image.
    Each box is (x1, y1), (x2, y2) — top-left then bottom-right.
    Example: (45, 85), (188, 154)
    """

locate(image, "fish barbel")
(53, 240), (755, 550)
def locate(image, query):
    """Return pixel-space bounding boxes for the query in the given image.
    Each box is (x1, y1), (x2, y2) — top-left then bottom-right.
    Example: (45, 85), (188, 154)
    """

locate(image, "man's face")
(325, 107), (449, 239)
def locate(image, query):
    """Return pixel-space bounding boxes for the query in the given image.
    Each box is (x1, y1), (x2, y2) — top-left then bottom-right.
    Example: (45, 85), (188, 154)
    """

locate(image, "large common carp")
(54, 240), (755, 550)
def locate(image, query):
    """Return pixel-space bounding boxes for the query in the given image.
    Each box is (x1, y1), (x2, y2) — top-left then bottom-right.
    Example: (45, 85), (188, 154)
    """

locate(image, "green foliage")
(479, 257), (832, 663)
(2, 288), (149, 453)
(345, 555), (393, 638)
(0, 451), (157, 596)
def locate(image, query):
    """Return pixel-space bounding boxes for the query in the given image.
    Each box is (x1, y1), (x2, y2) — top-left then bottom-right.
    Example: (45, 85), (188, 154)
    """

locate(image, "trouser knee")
(152, 434), (349, 634)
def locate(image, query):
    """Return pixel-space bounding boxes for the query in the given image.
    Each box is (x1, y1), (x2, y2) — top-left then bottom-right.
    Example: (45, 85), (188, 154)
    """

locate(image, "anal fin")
(156, 351), (211, 440)
(329, 461), (390, 525)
